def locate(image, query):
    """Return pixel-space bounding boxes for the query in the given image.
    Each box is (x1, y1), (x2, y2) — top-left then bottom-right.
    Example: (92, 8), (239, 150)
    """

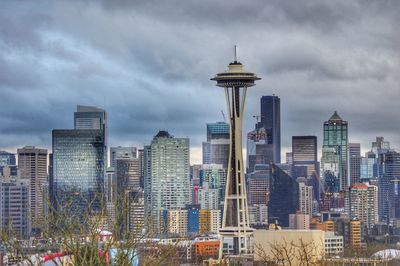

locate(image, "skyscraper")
(292, 136), (319, 179)
(202, 122), (230, 168)
(52, 105), (107, 214)
(246, 127), (274, 173)
(17, 146), (47, 233)
(115, 158), (141, 194)
(260, 96), (281, 164)
(211, 57), (260, 256)
(349, 143), (361, 185)
(322, 111), (349, 191)
(145, 131), (190, 233)
(110, 146), (137, 168)
(298, 181), (313, 215)
(52, 129), (106, 213)
(74, 105), (107, 132)
(379, 150), (400, 221)
(268, 164), (299, 227)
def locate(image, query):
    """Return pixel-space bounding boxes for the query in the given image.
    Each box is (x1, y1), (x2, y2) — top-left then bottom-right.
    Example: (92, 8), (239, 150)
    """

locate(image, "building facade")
(17, 146), (47, 232)
(322, 112), (349, 191)
(260, 95), (281, 164)
(145, 131), (190, 232)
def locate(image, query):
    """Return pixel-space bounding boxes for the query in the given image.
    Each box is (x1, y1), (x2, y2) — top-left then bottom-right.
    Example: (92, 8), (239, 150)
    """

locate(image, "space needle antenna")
(234, 45), (237, 62)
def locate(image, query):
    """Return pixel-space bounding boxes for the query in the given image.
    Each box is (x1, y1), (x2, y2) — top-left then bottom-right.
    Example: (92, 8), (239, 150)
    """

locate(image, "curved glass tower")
(211, 59), (260, 257)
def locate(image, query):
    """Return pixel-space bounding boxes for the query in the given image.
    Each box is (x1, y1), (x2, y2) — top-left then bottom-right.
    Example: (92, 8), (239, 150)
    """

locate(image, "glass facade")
(202, 122), (230, 168)
(260, 96), (281, 164)
(52, 129), (106, 213)
(268, 164), (299, 227)
(322, 112), (349, 191)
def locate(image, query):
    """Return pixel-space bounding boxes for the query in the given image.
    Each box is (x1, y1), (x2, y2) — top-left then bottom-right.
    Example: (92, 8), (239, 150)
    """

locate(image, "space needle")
(211, 48), (261, 257)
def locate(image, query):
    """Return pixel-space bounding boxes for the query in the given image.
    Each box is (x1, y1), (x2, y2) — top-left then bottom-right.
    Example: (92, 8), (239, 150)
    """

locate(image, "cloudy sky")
(0, 0), (399, 163)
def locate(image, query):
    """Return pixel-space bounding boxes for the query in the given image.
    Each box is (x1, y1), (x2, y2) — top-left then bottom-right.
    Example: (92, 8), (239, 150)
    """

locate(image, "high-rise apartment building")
(17, 146), (47, 232)
(202, 122), (230, 168)
(110, 146), (137, 168)
(260, 96), (281, 164)
(0, 178), (31, 239)
(348, 183), (378, 229)
(349, 143), (361, 185)
(197, 184), (219, 210)
(298, 182), (313, 215)
(199, 164), (226, 207)
(349, 219), (362, 249)
(145, 131), (190, 232)
(322, 111), (349, 191)
(52, 129), (106, 212)
(292, 136), (319, 179)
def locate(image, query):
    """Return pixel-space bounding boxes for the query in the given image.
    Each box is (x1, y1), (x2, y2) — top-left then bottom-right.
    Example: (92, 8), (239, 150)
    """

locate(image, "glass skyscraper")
(260, 96), (281, 164)
(322, 111), (349, 191)
(268, 164), (299, 227)
(52, 129), (106, 213)
(202, 122), (230, 168)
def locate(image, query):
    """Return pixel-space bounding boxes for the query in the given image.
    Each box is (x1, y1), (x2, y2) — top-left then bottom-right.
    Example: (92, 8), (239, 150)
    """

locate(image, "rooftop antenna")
(234, 45), (237, 62)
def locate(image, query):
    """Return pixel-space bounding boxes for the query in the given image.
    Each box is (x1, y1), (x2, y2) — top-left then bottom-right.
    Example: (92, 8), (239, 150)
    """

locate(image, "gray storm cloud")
(0, 0), (399, 161)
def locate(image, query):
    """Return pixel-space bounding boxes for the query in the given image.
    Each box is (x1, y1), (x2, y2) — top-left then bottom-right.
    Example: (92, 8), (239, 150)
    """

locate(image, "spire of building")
(329, 111), (343, 121)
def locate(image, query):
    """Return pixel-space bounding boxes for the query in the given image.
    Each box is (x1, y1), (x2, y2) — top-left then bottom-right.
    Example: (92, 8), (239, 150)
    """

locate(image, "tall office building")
(74, 105), (107, 132)
(145, 131), (190, 232)
(17, 146), (47, 231)
(379, 150), (400, 221)
(52, 129), (106, 213)
(349, 143), (361, 185)
(268, 164), (299, 227)
(110, 146), (137, 168)
(115, 158), (140, 195)
(198, 185), (219, 210)
(0, 151), (17, 177)
(292, 136), (319, 179)
(0, 178), (31, 239)
(53, 105), (107, 214)
(360, 151), (377, 181)
(260, 95), (281, 164)
(247, 127), (274, 173)
(322, 112), (349, 191)
(202, 122), (230, 168)
(247, 165), (270, 206)
(348, 183), (378, 229)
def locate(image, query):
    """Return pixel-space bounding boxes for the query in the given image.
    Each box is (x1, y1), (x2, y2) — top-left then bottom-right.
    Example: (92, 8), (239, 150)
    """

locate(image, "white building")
(299, 182), (313, 215)
(198, 183), (219, 210)
(145, 131), (190, 232)
(324, 231), (343, 256)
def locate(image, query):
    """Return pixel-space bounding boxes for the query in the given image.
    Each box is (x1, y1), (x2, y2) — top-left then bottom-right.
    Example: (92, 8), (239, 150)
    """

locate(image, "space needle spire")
(211, 50), (261, 258)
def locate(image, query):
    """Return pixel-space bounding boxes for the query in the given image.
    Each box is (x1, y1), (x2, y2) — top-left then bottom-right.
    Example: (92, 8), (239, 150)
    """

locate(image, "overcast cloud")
(0, 0), (399, 163)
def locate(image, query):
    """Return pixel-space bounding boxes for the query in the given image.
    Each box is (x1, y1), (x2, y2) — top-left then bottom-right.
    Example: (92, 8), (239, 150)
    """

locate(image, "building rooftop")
(329, 111), (343, 121)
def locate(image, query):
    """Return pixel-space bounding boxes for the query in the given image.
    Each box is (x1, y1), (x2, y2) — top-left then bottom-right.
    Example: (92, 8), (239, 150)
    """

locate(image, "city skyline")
(1, 1), (399, 164)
